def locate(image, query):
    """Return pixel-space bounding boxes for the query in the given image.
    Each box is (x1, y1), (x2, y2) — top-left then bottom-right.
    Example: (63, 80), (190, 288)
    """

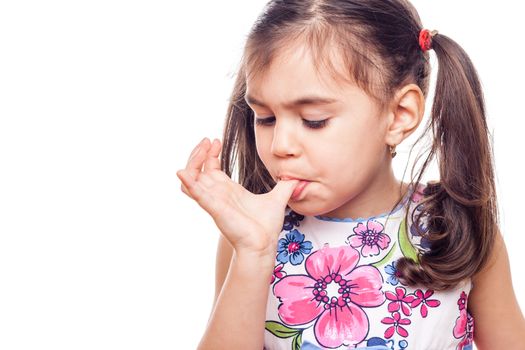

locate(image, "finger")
(176, 169), (204, 200)
(268, 179), (300, 205)
(179, 181), (190, 197)
(177, 168), (216, 198)
(176, 169), (193, 198)
(177, 169), (220, 215)
(177, 170), (211, 200)
(185, 138), (212, 177)
(204, 138), (222, 172)
(185, 138), (211, 167)
(188, 137), (206, 158)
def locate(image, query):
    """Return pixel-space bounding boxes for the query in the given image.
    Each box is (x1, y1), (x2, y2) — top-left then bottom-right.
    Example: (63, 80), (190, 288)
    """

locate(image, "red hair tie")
(419, 29), (439, 52)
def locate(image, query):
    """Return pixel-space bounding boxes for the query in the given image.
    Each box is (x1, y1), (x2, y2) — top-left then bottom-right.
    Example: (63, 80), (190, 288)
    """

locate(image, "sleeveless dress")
(264, 183), (474, 350)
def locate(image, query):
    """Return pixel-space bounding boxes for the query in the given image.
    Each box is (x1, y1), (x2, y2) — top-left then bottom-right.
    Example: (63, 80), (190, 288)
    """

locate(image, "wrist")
(234, 233), (279, 263)
(234, 248), (276, 268)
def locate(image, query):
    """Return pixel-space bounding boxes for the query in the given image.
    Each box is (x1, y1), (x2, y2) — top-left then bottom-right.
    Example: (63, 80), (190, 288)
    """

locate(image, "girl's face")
(246, 43), (398, 218)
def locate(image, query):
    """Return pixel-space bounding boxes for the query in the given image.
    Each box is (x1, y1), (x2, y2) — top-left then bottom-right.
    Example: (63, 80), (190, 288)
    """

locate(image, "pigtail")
(396, 34), (499, 290)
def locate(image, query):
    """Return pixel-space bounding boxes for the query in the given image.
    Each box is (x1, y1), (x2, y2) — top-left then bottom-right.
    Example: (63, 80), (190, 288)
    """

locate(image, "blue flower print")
(366, 337), (408, 349)
(282, 210), (305, 231)
(384, 261), (399, 286)
(276, 229), (313, 265)
(410, 218), (432, 250)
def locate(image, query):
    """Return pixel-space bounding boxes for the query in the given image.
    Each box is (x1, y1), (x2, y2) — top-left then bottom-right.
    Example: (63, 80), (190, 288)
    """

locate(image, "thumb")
(267, 179), (300, 205)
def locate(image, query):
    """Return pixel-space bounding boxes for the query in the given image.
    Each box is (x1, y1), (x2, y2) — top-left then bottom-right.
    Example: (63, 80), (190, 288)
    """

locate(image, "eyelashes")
(254, 116), (328, 129)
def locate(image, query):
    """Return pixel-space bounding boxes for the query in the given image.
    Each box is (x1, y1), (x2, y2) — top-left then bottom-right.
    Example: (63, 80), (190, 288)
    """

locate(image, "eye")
(254, 116), (329, 129)
(303, 119), (328, 129)
(254, 116), (276, 126)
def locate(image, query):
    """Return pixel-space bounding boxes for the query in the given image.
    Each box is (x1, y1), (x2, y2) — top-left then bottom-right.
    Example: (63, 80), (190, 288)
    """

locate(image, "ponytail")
(397, 34), (499, 290)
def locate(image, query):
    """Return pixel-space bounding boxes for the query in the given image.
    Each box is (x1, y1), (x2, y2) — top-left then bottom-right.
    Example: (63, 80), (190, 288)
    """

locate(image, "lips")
(277, 174), (308, 182)
(291, 180), (309, 200)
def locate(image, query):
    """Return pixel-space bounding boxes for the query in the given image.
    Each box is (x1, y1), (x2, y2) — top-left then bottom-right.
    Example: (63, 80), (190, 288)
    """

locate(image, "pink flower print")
(347, 220), (391, 257)
(273, 245), (385, 348)
(270, 263), (287, 284)
(381, 311), (411, 339)
(457, 291), (467, 311)
(386, 286), (416, 316)
(410, 289), (441, 318)
(410, 184), (426, 203)
(453, 292), (474, 349)
(454, 310), (474, 350)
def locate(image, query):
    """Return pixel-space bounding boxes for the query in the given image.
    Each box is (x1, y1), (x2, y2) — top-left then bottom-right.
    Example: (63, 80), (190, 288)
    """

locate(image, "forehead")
(245, 42), (356, 108)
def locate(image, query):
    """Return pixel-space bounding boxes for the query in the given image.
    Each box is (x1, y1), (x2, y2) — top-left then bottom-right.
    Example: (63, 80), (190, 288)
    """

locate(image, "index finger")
(185, 138), (212, 175)
(178, 138), (212, 197)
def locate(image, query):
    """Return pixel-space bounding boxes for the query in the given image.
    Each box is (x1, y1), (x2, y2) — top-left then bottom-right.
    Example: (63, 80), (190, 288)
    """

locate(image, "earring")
(389, 145), (397, 158)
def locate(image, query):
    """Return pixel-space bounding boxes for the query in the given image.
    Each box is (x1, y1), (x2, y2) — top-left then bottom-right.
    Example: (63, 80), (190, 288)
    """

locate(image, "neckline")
(314, 183), (414, 223)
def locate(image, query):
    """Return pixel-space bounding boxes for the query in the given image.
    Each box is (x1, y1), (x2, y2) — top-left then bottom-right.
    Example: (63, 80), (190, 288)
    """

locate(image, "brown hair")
(220, 0), (498, 291)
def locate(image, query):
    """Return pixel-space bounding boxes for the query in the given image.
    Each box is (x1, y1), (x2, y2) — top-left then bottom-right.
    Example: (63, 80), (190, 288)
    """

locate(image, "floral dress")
(264, 184), (474, 350)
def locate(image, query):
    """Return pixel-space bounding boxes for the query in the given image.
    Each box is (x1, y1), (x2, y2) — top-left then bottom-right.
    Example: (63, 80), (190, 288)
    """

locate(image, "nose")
(271, 119), (301, 157)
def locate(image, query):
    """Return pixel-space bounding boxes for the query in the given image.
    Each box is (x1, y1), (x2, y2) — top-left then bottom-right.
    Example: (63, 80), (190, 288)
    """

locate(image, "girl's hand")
(177, 138), (299, 257)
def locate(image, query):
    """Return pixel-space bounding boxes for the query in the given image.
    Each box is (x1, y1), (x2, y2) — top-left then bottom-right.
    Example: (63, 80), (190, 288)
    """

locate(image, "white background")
(0, 1), (523, 349)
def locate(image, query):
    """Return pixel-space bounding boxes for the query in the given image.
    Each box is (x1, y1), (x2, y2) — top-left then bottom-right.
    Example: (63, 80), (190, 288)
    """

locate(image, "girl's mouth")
(291, 180), (310, 200)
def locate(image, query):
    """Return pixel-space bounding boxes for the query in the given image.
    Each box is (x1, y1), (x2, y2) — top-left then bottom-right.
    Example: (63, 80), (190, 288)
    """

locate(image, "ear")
(384, 84), (425, 147)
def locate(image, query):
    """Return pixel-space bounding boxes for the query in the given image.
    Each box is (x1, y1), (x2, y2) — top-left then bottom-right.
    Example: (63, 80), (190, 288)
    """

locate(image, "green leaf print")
(291, 331), (303, 350)
(372, 241), (397, 268)
(265, 321), (301, 339)
(398, 217), (419, 262)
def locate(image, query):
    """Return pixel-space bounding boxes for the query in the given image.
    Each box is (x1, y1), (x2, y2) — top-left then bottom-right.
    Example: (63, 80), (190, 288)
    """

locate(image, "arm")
(468, 229), (525, 349)
(177, 138), (297, 349)
(209, 234), (234, 322)
(198, 234), (275, 350)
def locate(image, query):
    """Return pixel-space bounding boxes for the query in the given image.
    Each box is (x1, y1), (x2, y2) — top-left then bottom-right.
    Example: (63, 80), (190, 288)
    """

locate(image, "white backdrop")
(0, 1), (522, 349)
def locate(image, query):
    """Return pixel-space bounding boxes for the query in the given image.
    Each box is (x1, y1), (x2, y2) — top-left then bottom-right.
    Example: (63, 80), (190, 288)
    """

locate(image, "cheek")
(316, 134), (357, 165)
(313, 131), (378, 181)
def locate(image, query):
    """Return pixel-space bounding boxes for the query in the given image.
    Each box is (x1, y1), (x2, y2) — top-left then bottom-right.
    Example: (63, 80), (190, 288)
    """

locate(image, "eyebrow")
(244, 94), (339, 108)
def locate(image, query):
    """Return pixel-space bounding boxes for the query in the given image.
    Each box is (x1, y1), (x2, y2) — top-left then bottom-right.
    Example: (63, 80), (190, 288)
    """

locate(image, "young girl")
(177, 0), (525, 349)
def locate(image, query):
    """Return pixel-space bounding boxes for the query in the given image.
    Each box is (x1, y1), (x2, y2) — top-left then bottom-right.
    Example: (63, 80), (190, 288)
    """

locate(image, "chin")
(287, 194), (349, 218)
(286, 201), (326, 217)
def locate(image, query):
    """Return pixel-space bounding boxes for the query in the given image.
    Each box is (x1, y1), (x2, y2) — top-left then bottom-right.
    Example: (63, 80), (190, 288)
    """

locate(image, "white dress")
(264, 183), (474, 350)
